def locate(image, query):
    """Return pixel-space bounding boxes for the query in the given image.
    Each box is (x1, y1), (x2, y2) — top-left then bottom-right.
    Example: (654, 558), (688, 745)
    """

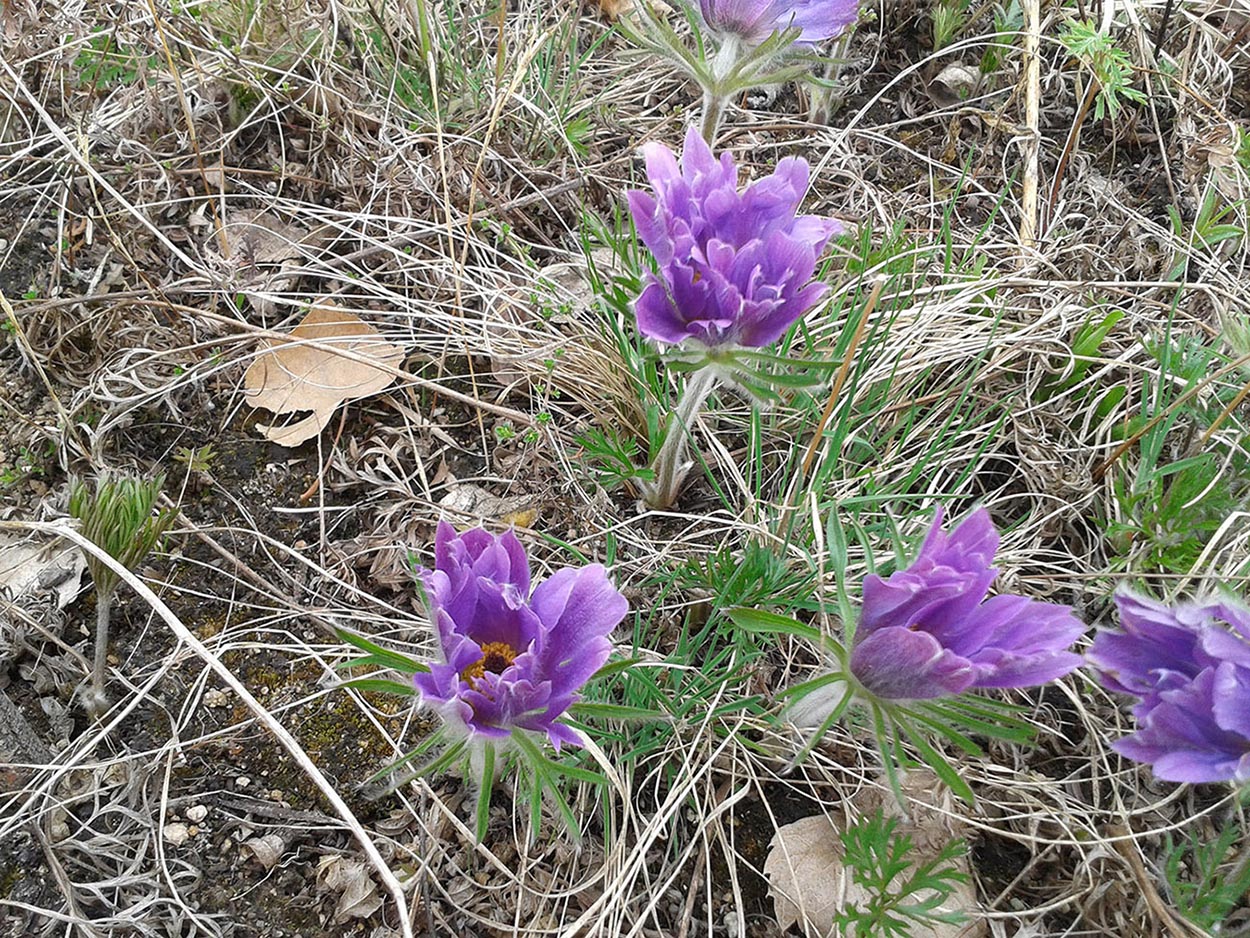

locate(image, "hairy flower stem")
(700, 86), (729, 144)
(700, 37), (740, 143)
(86, 584), (115, 715)
(643, 369), (719, 509)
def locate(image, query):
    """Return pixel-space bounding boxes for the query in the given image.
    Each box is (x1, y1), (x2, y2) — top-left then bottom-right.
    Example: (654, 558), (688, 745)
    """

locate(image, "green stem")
(410, 0), (434, 69)
(642, 369), (719, 509)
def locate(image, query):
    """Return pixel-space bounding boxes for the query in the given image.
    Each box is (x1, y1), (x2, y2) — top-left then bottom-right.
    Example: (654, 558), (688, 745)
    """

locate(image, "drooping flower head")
(626, 125), (842, 350)
(413, 522), (628, 750)
(1087, 589), (1250, 785)
(848, 508), (1085, 700)
(698, 0), (860, 46)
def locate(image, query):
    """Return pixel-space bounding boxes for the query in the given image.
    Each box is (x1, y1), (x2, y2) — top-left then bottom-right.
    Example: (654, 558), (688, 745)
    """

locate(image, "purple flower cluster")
(849, 509), (1085, 700)
(413, 522), (628, 750)
(1087, 590), (1250, 784)
(627, 126), (841, 350)
(698, 0), (860, 45)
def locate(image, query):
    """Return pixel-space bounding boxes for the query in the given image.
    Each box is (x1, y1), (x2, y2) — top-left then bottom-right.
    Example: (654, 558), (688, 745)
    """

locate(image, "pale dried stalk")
(1020, 0), (1041, 248)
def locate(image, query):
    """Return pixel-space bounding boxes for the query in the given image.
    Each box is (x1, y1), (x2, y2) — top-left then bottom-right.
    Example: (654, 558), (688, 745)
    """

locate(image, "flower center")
(461, 641), (518, 686)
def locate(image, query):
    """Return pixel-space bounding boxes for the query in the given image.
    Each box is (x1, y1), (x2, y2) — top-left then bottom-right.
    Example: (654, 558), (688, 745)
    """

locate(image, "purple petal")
(850, 627), (976, 700)
(460, 673), (555, 736)
(627, 127), (837, 351)
(956, 595), (1086, 683)
(849, 508), (1084, 700)
(968, 647), (1084, 688)
(413, 522), (628, 748)
(1208, 598), (1250, 642)
(700, 0), (859, 43)
(1087, 588), (1206, 697)
(1213, 662), (1250, 738)
(413, 662), (459, 705)
(634, 276), (691, 345)
(680, 124), (720, 180)
(641, 140), (683, 194)
(434, 521), (531, 595)
(1113, 669), (1250, 784)
(789, 215), (843, 255)
(545, 721), (586, 752)
(1199, 619), (1250, 670)
(462, 578), (542, 650)
(529, 564), (627, 697)
(786, 0), (860, 42)
(857, 509), (1000, 639)
(924, 508), (999, 573)
(627, 190), (672, 266)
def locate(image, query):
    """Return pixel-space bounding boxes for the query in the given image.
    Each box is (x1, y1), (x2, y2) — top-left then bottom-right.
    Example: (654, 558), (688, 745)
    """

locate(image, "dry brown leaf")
(242, 833), (286, 870)
(593, 0), (671, 20)
(595, 0), (633, 19)
(206, 209), (331, 317)
(765, 773), (981, 938)
(317, 855), (384, 924)
(244, 306), (404, 447)
(767, 814), (862, 936)
(0, 532), (86, 609)
(500, 507), (539, 529)
(437, 483), (535, 525)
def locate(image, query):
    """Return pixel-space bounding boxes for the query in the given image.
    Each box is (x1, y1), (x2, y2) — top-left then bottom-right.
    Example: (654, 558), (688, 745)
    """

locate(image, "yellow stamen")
(461, 641), (518, 686)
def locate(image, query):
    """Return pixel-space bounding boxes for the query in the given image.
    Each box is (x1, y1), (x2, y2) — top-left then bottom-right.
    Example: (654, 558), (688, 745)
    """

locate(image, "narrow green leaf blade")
(476, 743), (496, 843)
(725, 607), (824, 643)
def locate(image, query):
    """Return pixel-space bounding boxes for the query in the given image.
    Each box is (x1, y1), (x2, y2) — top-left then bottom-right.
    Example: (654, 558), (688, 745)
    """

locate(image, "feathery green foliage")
(835, 810), (970, 938)
(1164, 820), (1250, 932)
(69, 472), (176, 714)
(69, 473), (175, 597)
(1058, 20), (1146, 120)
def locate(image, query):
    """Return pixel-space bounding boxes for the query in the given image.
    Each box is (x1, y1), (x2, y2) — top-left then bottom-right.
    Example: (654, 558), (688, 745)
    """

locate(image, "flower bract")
(698, 0), (860, 46)
(626, 125), (841, 350)
(848, 508), (1085, 700)
(413, 522), (628, 749)
(1087, 589), (1250, 784)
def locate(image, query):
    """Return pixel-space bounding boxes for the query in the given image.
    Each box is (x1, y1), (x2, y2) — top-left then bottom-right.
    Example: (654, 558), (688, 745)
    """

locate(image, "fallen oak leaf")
(243, 305), (404, 447)
(765, 814), (847, 936)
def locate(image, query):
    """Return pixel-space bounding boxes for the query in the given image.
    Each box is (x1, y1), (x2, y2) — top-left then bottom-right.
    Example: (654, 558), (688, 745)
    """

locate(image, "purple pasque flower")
(698, 0), (860, 45)
(848, 508), (1085, 701)
(626, 125), (841, 350)
(413, 522), (628, 750)
(1087, 589), (1250, 784)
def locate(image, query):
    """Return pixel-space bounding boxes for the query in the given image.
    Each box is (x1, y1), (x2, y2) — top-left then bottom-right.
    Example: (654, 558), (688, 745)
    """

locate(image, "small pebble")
(204, 689), (229, 708)
(186, 805), (208, 823)
(163, 822), (191, 846)
(235, 776), (251, 788)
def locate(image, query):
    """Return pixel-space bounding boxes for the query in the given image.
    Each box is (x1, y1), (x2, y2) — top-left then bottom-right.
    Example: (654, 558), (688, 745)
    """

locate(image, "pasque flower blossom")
(1087, 589), (1250, 784)
(698, 0), (860, 46)
(413, 522), (628, 749)
(848, 509), (1085, 700)
(627, 125), (841, 350)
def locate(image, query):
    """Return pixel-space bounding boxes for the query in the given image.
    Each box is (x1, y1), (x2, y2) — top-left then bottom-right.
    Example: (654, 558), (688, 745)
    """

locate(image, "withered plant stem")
(1020, 0), (1042, 248)
(88, 585), (115, 716)
(801, 277), (884, 478)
